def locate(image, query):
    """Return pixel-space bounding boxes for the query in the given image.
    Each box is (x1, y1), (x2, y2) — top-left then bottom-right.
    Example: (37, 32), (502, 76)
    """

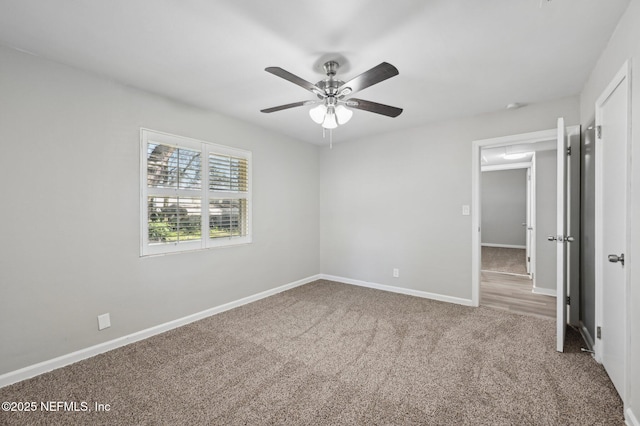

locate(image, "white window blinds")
(209, 154), (248, 192)
(141, 129), (251, 255)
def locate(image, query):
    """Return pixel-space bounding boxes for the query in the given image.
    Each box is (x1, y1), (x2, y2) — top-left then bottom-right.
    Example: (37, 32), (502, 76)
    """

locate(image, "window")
(141, 129), (251, 255)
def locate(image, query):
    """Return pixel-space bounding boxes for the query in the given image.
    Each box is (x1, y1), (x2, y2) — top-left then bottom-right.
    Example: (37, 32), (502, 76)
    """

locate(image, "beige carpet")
(0, 280), (623, 425)
(482, 246), (528, 275)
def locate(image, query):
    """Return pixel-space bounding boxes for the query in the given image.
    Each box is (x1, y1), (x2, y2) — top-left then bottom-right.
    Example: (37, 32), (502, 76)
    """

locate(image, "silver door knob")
(566, 236), (575, 243)
(608, 253), (625, 266)
(547, 235), (557, 241)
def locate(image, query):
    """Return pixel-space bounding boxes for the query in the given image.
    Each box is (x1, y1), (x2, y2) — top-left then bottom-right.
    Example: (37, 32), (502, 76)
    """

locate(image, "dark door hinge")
(597, 326), (602, 339)
(596, 125), (602, 139)
(566, 296), (570, 305)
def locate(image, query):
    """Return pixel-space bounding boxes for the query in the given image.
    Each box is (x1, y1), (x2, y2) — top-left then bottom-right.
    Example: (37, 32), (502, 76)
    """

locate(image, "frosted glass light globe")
(322, 107), (338, 129)
(309, 104), (327, 124)
(335, 105), (353, 125)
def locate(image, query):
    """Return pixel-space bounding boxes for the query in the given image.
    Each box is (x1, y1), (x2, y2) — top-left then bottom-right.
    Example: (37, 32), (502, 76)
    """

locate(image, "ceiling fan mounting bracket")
(315, 61), (345, 98)
(323, 60), (340, 77)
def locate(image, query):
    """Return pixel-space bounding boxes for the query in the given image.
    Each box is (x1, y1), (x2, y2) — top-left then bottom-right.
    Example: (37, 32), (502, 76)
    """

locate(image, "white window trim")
(140, 129), (252, 256)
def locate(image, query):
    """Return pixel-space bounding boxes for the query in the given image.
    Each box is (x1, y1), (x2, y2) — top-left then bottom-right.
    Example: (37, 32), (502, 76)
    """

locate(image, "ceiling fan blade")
(347, 98), (403, 118)
(338, 62), (399, 96)
(260, 100), (316, 113)
(265, 67), (325, 97)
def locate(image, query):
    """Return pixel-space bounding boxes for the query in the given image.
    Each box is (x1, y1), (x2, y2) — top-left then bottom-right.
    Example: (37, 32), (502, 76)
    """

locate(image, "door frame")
(471, 126), (579, 307)
(472, 128), (555, 306)
(480, 161), (535, 280)
(526, 164), (533, 275)
(593, 61), (631, 399)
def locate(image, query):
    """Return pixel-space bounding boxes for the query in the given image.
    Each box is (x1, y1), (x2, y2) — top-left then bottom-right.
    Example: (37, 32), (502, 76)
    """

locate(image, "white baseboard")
(320, 274), (474, 307)
(0, 273), (483, 388)
(0, 274), (320, 389)
(481, 269), (530, 278)
(481, 243), (526, 249)
(627, 408), (639, 426)
(532, 286), (556, 297)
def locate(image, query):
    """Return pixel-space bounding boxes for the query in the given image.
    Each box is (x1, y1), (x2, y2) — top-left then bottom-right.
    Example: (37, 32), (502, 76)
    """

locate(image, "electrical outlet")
(97, 313), (111, 330)
(393, 268), (400, 278)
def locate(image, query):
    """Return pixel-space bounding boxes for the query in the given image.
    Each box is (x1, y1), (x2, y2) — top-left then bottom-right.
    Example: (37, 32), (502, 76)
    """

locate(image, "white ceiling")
(482, 141), (556, 166)
(0, 0), (629, 145)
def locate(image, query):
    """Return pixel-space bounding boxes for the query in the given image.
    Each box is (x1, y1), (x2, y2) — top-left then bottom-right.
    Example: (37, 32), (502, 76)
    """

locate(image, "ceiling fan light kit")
(309, 102), (353, 128)
(261, 59), (402, 142)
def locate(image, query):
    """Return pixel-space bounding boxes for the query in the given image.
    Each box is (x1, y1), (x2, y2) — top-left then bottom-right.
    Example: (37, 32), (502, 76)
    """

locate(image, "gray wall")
(481, 169), (527, 247)
(0, 46), (320, 375)
(319, 97), (579, 300)
(0, 42), (588, 388)
(534, 150), (557, 292)
(580, 0), (639, 417)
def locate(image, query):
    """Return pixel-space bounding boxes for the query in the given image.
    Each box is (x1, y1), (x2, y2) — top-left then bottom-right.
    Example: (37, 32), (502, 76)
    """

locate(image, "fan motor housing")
(315, 79), (344, 98)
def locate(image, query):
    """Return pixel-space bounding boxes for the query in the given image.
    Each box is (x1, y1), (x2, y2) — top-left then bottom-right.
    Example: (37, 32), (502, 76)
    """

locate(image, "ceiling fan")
(260, 60), (403, 130)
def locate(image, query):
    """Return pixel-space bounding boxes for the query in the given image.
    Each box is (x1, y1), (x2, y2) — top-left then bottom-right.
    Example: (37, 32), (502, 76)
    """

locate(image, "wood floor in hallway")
(480, 271), (556, 319)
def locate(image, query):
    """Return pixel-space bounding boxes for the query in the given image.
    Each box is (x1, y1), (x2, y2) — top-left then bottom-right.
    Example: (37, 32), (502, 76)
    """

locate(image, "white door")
(555, 117), (567, 352)
(595, 63), (628, 399)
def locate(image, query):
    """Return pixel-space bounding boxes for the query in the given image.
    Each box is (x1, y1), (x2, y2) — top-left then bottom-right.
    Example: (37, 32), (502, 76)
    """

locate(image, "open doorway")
(479, 145), (556, 319)
(480, 158), (531, 276)
(472, 123), (581, 351)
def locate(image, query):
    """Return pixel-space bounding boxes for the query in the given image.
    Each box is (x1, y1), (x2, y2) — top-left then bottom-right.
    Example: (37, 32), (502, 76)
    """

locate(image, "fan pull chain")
(321, 127), (333, 149)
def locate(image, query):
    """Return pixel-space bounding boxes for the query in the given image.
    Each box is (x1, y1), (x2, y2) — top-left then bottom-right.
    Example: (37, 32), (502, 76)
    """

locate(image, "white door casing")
(594, 61), (629, 400)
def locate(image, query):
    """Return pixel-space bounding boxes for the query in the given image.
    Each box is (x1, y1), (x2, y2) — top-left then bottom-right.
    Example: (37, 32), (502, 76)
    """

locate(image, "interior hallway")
(480, 247), (555, 319)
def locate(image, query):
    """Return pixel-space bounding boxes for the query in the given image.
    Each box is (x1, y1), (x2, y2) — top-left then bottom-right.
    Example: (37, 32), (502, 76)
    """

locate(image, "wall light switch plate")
(462, 205), (470, 216)
(98, 313), (111, 330)
(393, 268), (400, 278)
